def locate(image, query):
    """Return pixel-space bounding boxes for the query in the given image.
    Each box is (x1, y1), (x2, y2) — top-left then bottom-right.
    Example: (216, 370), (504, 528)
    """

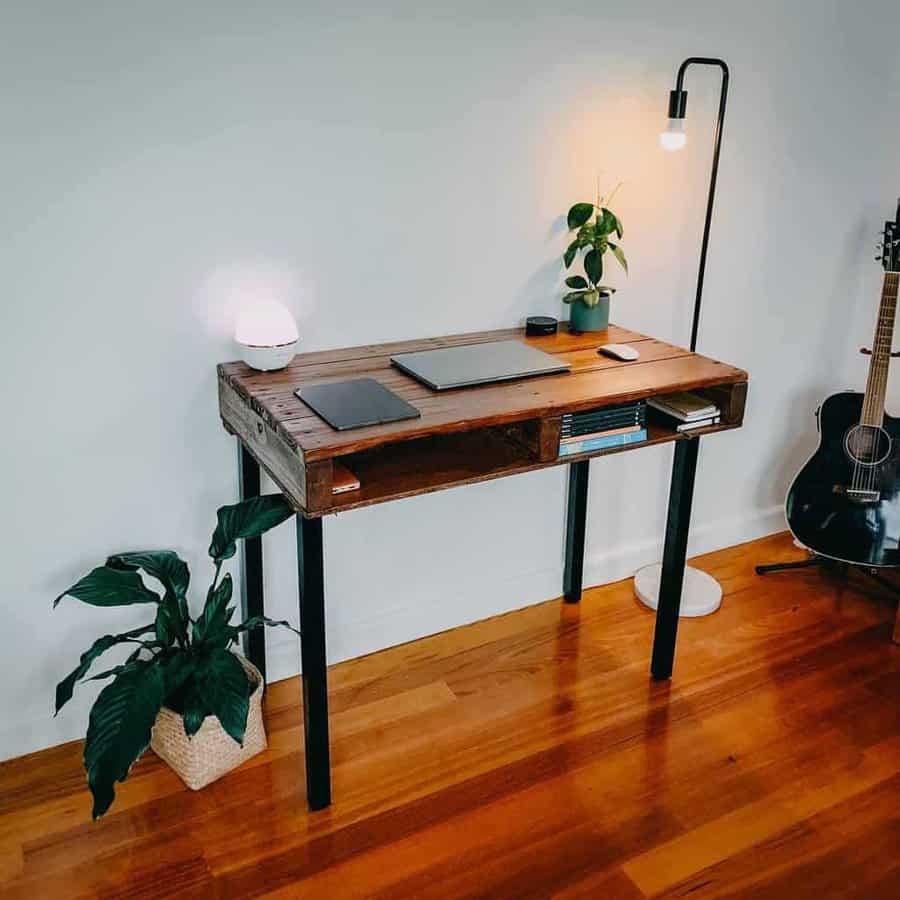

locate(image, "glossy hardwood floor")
(1, 532), (898, 899)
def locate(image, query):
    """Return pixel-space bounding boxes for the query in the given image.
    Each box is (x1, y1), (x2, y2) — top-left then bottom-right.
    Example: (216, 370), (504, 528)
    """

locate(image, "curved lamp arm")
(665, 57), (730, 352)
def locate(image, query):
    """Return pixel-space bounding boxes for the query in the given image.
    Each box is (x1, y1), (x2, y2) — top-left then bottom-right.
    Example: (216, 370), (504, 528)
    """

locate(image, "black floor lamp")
(634, 57), (731, 618)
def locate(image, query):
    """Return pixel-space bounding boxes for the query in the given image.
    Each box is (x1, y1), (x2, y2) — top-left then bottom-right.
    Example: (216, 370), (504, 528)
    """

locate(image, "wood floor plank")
(657, 775), (900, 899)
(622, 736), (898, 896)
(0, 532), (897, 899)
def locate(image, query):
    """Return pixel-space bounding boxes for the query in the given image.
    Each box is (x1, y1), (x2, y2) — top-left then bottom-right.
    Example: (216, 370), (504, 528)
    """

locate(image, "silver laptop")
(391, 339), (570, 390)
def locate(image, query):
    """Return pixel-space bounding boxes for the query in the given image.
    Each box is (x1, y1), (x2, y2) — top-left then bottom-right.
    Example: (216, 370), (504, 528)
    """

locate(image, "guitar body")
(787, 203), (900, 568)
(786, 391), (900, 567)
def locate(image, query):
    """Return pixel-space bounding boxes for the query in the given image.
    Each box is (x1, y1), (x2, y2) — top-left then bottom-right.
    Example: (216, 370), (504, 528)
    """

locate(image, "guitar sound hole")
(844, 424), (891, 466)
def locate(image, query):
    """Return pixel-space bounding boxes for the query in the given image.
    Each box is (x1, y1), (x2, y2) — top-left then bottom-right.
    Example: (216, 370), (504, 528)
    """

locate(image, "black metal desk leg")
(563, 460), (590, 603)
(651, 438), (700, 681)
(238, 442), (266, 681)
(297, 514), (332, 810)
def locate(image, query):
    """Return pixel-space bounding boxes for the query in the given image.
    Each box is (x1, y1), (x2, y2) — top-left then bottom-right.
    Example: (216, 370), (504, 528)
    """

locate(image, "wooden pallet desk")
(217, 323), (748, 810)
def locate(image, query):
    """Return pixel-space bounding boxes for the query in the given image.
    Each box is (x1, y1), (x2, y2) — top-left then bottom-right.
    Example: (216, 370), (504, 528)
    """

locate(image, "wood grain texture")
(218, 324), (747, 459)
(218, 323), (748, 515)
(1, 533), (898, 898)
(218, 377), (317, 511)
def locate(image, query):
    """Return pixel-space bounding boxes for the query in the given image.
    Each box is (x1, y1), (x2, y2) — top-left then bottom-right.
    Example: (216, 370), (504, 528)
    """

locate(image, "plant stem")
(605, 181), (623, 208)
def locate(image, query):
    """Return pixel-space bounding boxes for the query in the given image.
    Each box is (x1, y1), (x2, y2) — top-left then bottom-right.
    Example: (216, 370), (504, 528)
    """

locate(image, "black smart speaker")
(525, 316), (558, 337)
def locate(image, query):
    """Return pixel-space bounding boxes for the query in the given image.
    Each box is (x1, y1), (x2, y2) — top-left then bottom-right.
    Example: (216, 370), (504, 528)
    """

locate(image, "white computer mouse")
(598, 343), (640, 362)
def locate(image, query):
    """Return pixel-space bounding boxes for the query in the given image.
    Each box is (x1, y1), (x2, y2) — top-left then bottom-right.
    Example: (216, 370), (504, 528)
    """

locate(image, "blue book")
(558, 428), (648, 457)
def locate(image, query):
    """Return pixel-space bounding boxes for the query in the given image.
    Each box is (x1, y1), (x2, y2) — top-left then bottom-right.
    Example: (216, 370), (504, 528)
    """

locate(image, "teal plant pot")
(569, 293), (610, 332)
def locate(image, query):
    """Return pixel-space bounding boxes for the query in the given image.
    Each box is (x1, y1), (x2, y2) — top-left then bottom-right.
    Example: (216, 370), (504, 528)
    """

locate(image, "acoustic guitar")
(786, 200), (900, 566)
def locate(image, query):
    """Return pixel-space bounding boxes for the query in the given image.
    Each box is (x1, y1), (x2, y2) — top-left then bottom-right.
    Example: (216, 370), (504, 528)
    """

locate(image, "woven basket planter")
(150, 656), (267, 790)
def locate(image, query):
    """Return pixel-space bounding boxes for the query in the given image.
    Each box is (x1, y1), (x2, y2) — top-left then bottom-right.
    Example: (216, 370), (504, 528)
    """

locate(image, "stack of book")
(647, 392), (720, 431)
(558, 401), (647, 457)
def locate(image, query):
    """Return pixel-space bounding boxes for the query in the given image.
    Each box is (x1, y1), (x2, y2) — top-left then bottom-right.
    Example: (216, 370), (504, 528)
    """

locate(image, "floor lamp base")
(633, 563), (722, 617)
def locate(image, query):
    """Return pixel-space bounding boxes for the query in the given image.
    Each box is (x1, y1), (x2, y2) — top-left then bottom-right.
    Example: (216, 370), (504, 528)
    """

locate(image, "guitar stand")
(756, 555), (900, 597)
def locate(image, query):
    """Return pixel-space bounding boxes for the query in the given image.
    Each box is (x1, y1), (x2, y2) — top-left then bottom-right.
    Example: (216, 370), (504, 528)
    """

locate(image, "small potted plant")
(562, 190), (628, 332)
(53, 494), (298, 818)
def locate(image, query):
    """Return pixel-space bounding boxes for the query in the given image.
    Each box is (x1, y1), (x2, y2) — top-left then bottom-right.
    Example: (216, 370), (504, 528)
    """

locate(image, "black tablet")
(296, 378), (420, 431)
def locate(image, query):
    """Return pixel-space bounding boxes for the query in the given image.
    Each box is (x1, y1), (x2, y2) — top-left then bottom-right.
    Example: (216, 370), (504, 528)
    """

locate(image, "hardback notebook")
(675, 416), (721, 432)
(558, 428), (648, 456)
(647, 392), (718, 421)
(560, 424), (643, 444)
(296, 378), (420, 431)
(561, 406), (646, 436)
(561, 400), (645, 420)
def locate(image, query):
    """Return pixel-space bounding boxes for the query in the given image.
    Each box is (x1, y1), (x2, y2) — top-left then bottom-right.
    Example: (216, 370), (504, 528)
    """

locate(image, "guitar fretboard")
(861, 271), (900, 427)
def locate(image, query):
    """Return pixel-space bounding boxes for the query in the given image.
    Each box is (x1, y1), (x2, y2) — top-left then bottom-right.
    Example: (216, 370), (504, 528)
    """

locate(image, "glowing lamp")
(234, 301), (299, 371)
(660, 118), (686, 151)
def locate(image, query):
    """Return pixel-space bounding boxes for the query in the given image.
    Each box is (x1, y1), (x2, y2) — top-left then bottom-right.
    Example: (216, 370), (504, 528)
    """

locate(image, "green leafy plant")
(54, 494), (298, 819)
(562, 189), (628, 308)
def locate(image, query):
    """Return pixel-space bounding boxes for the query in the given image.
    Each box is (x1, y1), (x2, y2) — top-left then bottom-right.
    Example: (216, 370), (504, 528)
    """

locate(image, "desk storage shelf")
(218, 324), (748, 517)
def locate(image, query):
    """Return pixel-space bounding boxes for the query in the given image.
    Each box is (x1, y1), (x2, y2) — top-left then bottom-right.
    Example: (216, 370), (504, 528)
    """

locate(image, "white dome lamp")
(635, 57), (730, 620)
(234, 301), (299, 371)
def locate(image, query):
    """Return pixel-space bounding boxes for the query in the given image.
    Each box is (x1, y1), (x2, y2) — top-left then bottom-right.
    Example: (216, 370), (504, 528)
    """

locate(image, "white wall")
(2, 0), (898, 760)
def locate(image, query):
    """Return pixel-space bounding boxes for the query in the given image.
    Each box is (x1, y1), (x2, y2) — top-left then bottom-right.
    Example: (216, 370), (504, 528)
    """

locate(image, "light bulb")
(234, 300), (299, 371)
(660, 118), (687, 151)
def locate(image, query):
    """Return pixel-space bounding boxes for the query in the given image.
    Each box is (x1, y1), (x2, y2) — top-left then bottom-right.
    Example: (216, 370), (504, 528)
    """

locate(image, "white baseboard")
(0, 504), (785, 762)
(583, 502), (785, 589)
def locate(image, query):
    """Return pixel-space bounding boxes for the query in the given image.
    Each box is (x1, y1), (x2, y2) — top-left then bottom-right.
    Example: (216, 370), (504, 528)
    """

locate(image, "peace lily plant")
(54, 494), (297, 818)
(562, 186), (628, 331)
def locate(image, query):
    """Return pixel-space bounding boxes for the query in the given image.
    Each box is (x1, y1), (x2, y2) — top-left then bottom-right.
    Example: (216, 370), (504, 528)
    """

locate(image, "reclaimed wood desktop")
(217, 323), (748, 810)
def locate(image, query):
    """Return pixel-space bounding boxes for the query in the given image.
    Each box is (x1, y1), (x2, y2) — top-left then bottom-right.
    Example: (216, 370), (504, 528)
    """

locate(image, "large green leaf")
(611, 209), (624, 238)
(594, 207), (615, 236)
(56, 566), (161, 608)
(107, 551), (189, 598)
(209, 495), (294, 563)
(181, 681), (207, 738)
(193, 574), (235, 646)
(596, 207), (623, 238)
(158, 652), (194, 715)
(609, 242), (628, 274)
(584, 249), (603, 285)
(567, 202), (594, 230)
(83, 663), (165, 818)
(108, 552), (190, 642)
(198, 650), (252, 745)
(565, 275), (588, 290)
(55, 624), (156, 713)
(563, 239), (580, 269)
(154, 598), (179, 647)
